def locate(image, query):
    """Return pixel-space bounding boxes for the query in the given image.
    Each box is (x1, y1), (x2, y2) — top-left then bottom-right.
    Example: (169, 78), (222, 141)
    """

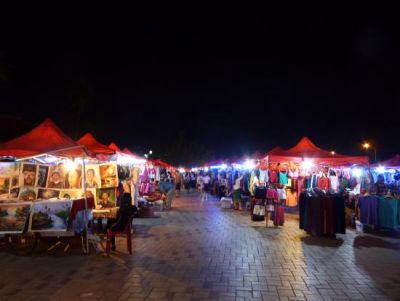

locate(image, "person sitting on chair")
(109, 183), (136, 251)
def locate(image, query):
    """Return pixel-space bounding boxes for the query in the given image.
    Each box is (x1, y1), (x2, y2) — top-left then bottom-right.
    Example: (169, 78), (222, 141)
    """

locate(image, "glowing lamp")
(179, 168), (185, 173)
(65, 159), (77, 171)
(352, 168), (362, 178)
(204, 167), (209, 172)
(375, 166), (385, 174)
(363, 143), (370, 150)
(331, 151), (335, 155)
(191, 167), (198, 172)
(301, 159), (314, 170)
(243, 159), (255, 170)
(149, 150), (153, 154)
(221, 163), (227, 169)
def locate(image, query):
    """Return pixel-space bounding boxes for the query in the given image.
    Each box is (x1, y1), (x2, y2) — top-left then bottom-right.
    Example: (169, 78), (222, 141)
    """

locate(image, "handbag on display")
(254, 186), (267, 199)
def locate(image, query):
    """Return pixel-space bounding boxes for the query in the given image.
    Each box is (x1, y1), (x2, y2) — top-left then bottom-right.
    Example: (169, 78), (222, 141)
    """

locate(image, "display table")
(92, 207), (119, 219)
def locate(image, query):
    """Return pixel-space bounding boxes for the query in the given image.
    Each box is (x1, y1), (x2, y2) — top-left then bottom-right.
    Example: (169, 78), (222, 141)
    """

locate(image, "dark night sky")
(1, 3), (399, 165)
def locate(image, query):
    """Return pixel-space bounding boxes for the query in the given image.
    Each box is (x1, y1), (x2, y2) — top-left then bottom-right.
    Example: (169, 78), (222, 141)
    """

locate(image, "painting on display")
(0, 177), (10, 198)
(59, 190), (78, 199)
(0, 163), (20, 189)
(81, 188), (95, 202)
(47, 164), (66, 189)
(18, 187), (38, 202)
(84, 165), (100, 189)
(36, 165), (49, 188)
(64, 164), (83, 189)
(0, 203), (31, 234)
(117, 165), (131, 181)
(99, 164), (118, 188)
(9, 188), (20, 199)
(37, 189), (60, 200)
(29, 200), (72, 232)
(96, 188), (116, 208)
(19, 163), (37, 187)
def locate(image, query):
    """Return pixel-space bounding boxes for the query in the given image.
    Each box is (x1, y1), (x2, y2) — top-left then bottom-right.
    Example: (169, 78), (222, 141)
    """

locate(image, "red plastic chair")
(106, 215), (134, 256)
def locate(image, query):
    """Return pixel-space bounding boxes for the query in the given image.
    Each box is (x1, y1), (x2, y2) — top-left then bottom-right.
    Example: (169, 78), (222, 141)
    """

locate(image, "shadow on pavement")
(300, 236), (344, 247)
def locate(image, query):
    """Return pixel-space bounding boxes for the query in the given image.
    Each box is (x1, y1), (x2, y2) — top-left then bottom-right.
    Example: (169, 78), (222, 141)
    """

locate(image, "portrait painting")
(9, 188), (20, 199)
(18, 187), (38, 202)
(117, 165), (131, 181)
(81, 188), (96, 203)
(36, 165), (49, 188)
(64, 165), (82, 189)
(47, 164), (65, 189)
(84, 165), (100, 189)
(96, 188), (116, 209)
(99, 164), (118, 188)
(29, 200), (72, 232)
(37, 189), (60, 200)
(20, 163), (37, 187)
(0, 203), (32, 234)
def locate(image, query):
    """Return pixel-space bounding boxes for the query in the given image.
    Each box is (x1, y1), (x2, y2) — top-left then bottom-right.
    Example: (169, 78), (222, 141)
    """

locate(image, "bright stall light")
(191, 167), (198, 172)
(243, 159), (255, 170)
(301, 159), (314, 170)
(221, 163), (227, 169)
(388, 169), (396, 173)
(179, 168), (185, 173)
(65, 159), (77, 171)
(352, 168), (362, 178)
(375, 166), (385, 174)
(149, 150), (153, 154)
(204, 167), (209, 172)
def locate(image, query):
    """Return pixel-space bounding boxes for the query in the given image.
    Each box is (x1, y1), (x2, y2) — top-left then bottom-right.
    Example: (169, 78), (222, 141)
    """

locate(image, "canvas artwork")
(38, 189), (60, 200)
(96, 188), (116, 208)
(20, 163), (37, 187)
(84, 165), (101, 189)
(11, 175), (19, 188)
(78, 188), (96, 204)
(0, 203), (32, 234)
(0, 162), (20, 177)
(99, 164), (118, 188)
(117, 165), (131, 181)
(0, 177), (10, 198)
(29, 200), (72, 232)
(47, 164), (66, 189)
(64, 164), (83, 189)
(19, 187), (38, 202)
(36, 165), (49, 188)
(59, 189), (78, 199)
(9, 188), (20, 199)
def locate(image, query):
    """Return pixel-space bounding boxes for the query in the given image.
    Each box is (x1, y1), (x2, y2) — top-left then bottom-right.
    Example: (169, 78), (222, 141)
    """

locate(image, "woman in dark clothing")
(110, 183), (136, 251)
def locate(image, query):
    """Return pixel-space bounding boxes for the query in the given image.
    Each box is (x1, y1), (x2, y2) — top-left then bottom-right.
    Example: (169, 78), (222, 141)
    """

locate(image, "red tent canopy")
(266, 146), (285, 156)
(122, 147), (146, 161)
(150, 159), (175, 169)
(77, 133), (115, 155)
(108, 142), (122, 152)
(0, 118), (89, 158)
(372, 154), (400, 168)
(265, 137), (368, 166)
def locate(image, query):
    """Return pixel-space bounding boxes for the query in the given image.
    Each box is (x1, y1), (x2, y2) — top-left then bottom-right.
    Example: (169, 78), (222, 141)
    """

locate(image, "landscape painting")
(0, 203), (31, 234)
(29, 200), (72, 232)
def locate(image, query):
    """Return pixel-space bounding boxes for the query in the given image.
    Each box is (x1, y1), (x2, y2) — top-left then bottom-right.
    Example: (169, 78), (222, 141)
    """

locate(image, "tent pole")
(82, 156), (89, 254)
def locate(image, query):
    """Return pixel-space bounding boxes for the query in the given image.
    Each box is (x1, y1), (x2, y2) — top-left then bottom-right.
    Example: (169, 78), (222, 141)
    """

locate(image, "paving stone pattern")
(1, 192), (400, 301)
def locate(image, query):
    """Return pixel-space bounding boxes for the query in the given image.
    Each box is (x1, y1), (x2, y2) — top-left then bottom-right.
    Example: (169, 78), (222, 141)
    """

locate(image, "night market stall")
(0, 119), (98, 254)
(263, 137), (369, 236)
(357, 154), (400, 232)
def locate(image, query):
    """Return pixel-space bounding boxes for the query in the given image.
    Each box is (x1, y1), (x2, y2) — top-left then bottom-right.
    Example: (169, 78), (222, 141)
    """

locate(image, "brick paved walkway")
(1, 192), (400, 301)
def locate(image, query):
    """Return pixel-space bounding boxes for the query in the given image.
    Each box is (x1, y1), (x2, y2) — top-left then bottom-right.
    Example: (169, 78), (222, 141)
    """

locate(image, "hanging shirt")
(317, 176), (330, 190)
(288, 169), (299, 179)
(277, 188), (287, 200)
(259, 169), (269, 183)
(269, 170), (278, 184)
(286, 189), (298, 207)
(279, 171), (288, 185)
(329, 175), (339, 192)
